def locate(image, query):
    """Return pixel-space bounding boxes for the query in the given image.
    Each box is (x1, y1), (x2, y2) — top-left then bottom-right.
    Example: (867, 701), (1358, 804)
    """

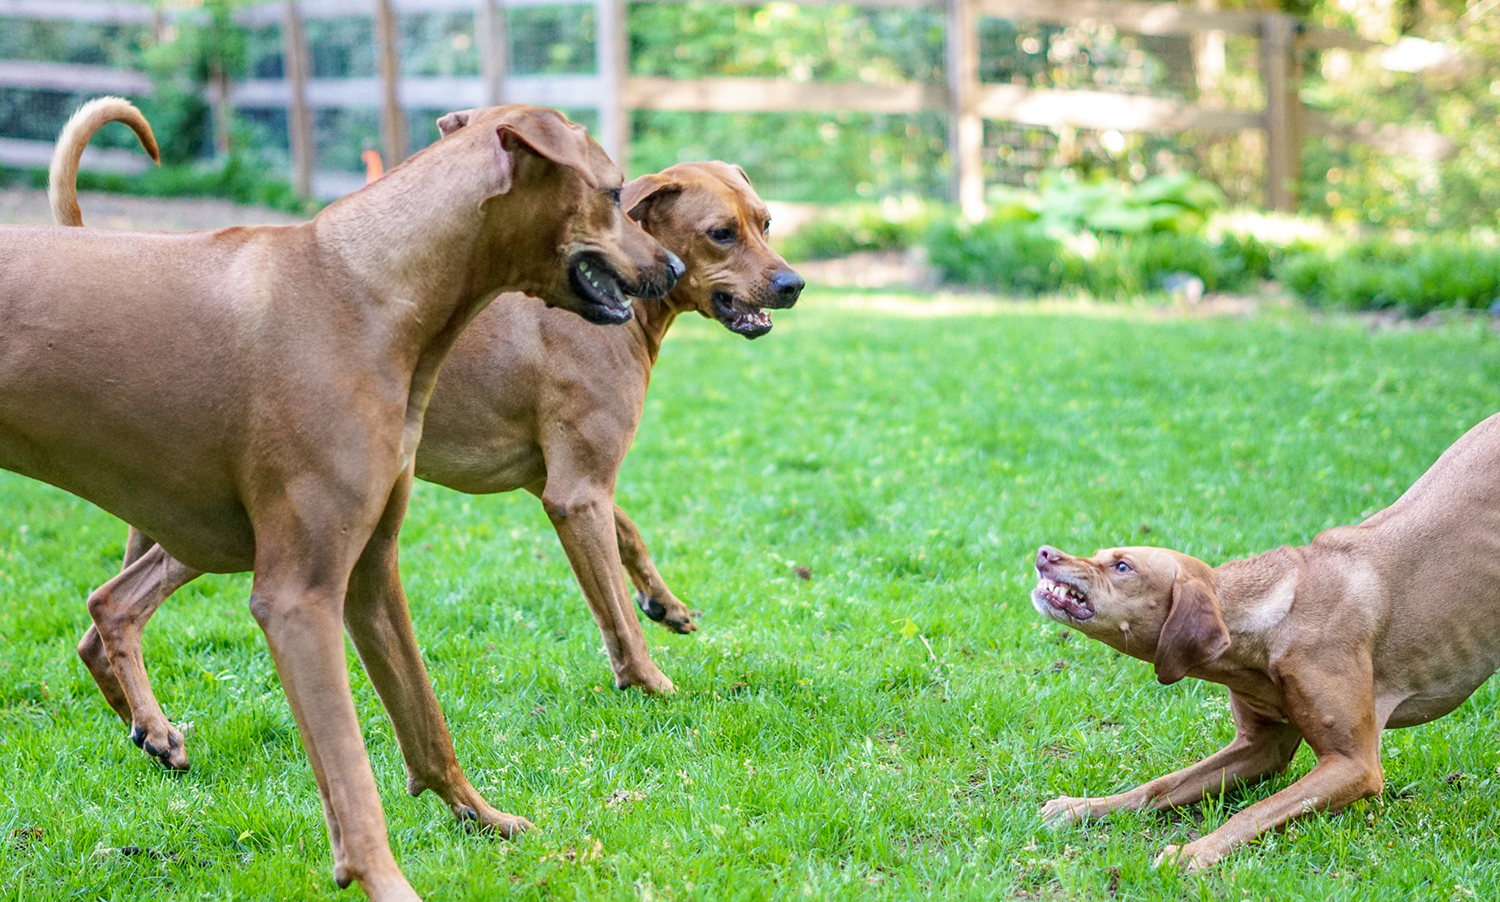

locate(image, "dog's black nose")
(771, 269), (804, 307)
(665, 250), (686, 281)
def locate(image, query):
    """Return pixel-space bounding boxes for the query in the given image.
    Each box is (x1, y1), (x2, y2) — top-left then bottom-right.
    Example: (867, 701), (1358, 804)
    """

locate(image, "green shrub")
(1271, 237), (1500, 314)
(776, 199), (940, 261)
(923, 217), (1082, 295)
(1029, 172), (1225, 237)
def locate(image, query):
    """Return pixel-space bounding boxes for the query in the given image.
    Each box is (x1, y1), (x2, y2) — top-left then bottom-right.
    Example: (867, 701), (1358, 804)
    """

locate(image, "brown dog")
(1030, 411), (1500, 871)
(6, 97), (679, 901)
(51, 105), (799, 769)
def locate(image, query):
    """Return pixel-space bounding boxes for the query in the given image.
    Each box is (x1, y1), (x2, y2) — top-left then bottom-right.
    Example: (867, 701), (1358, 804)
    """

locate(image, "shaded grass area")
(2, 291), (1499, 900)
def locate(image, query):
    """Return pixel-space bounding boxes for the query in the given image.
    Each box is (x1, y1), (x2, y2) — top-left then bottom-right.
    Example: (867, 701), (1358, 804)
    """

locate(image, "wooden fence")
(0, 0), (1426, 213)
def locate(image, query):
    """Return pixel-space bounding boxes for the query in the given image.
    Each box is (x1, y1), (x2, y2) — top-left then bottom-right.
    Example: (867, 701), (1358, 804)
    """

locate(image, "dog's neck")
(1195, 547), (1304, 698)
(313, 149), (509, 348)
(626, 293), (680, 366)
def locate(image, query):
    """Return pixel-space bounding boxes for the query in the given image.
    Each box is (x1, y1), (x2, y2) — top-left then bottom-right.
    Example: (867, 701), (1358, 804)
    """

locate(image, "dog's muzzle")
(567, 252), (635, 325)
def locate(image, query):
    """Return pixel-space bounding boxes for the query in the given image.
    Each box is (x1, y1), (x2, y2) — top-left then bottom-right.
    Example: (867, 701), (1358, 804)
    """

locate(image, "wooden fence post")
(376, 0), (408, 166)
(947, 0), (983, 221)
(283, 0), (314, 200)
(477, 0), (508, 106)
(596, 0), (628, 172)
(1260, 12), (1300, 212)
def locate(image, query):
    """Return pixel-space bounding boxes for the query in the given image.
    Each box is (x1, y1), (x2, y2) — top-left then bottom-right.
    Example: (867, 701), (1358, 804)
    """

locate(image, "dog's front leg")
(1158, 659), (1384, 872)
(344, 471), (532, 836)
(249, 566), (418, 901)
(540, 472), (674, 694)
(1042, 693), (1302, 825)
(613, 502), (698, 634)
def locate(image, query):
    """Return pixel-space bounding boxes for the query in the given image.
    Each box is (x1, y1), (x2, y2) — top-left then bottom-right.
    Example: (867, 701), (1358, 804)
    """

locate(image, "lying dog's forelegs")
(82, 540), (203, 770)
(1156, 660), (1384, 873)
(614, 503), (698, 634)
(250, 564), (418, 900)
(1041, 693), (1302, 826)
(537, 475), (674, 694)
(344, 474), (532, 837)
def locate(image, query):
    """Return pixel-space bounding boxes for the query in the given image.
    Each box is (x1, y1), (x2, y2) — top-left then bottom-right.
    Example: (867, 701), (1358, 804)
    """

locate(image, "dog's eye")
(762, 219), (772, 236)
(605, 188), (622, 205)
(708, 227), (736, 243)
(1113, 560), (1132, 573)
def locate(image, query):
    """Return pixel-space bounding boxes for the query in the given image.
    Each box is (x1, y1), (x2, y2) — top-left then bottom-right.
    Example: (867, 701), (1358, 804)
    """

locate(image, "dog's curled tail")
(48, 96), (160, 228)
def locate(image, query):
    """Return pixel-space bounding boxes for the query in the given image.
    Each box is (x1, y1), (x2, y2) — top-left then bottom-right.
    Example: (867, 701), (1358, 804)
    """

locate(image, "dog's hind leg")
(83, 537), (203, 770)
(78, 527), (200, 725)
(344, 469), (532, 836)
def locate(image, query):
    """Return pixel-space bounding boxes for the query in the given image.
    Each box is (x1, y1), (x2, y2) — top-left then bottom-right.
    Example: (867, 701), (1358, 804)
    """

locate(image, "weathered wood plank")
(0, 60), (150, 95)
(624, 76), (946, 114)
(232, 75), (601, 110)
(235, 0), (586, 27)
(0, 0), (154, 25)
(974, 83), (1260, 133)
(0, 136), (152, 172)
(948, 0), (982, 220)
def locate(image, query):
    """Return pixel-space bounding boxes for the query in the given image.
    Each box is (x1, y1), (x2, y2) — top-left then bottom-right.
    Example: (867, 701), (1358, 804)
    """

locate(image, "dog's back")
(1302, 411), (1500, 726)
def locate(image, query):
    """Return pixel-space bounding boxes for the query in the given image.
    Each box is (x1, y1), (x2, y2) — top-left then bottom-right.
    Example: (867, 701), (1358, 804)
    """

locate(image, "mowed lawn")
(2, 289), (1499, 901)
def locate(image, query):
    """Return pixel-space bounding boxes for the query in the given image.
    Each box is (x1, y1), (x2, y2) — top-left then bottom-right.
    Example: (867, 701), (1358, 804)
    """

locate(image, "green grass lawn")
(3, 289), (1499, 901)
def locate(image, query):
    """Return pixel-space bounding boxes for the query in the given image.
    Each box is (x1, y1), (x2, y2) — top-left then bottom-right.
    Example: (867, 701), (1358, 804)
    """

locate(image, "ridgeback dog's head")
(1032, 545), (1230, 685)
(435, 105), (683, 326)
(621, 161), (803, 338)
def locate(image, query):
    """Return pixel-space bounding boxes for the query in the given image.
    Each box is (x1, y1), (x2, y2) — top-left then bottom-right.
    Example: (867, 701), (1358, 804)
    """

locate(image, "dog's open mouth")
(1032, 576), (1095, 622)
(568, 253), (634, 325)
(711, 290), (772, 338)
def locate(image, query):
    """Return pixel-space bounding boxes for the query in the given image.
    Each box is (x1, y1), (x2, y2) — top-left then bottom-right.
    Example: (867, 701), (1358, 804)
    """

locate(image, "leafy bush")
(1272, 237), (1500, 314)
(1024, 172), (1225, 237)
(923, 217), (1082, 294)
(776, 199), (938, 261)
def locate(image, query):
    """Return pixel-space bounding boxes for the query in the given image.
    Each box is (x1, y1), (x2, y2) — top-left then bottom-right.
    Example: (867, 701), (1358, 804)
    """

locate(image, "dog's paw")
(129, 720), (189, 771)
(456, 803), (534, 840)
(634, 589), (699, 634)
(1154, 841), (1218, 873)
(1038, 796), (1094, 826)
(614, 662), (676, 696)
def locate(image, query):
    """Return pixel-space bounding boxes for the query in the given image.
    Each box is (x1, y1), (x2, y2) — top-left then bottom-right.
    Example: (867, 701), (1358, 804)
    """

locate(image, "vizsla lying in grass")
(1032, 410), (1500, 871)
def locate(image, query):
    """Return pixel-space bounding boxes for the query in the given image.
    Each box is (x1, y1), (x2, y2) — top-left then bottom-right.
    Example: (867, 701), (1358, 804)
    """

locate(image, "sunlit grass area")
(3, 289), (1499, 900)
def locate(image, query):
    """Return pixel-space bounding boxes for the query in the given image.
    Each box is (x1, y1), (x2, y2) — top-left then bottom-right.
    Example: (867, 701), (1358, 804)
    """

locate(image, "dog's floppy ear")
(1153, 575), (1230, 685)
(436, 109), (476, 137)
(495, 108), (604, 190)
(622, 173), (682, 222)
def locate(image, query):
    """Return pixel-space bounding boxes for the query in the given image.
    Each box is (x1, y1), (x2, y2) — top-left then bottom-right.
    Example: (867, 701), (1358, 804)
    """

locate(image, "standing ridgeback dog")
(3, 97), (679, 901)
(1031, 410), (1500, 871)
(53, 104), (799, 764)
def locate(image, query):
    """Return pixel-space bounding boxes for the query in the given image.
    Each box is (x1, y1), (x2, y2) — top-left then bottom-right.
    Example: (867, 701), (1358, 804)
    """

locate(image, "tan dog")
(1030, 411), (1500, 872)
(7, 97), (680, 901)
(52, 106), (798, 767)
